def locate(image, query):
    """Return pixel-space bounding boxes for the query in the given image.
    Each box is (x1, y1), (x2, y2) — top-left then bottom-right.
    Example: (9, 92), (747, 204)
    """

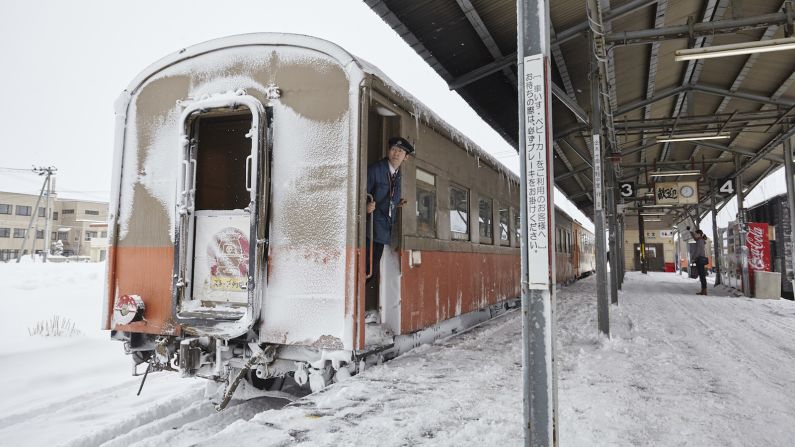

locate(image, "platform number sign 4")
(719, 179), (734, 196)
(619, 182), (635, 198)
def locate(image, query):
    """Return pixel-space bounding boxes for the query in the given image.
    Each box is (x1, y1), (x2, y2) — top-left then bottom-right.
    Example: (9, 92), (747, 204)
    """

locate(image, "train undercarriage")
(113, 297), (518, 409)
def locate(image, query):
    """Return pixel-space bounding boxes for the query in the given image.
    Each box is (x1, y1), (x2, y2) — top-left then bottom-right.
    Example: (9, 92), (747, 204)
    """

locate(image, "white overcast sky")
(2, 0), (784, 231)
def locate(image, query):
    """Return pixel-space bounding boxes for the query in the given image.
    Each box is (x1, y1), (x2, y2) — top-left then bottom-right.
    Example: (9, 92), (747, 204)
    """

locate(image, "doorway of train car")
(634, 243), (665, 271)
(176, 99), (269, 322)
(363, 101), (402, 335)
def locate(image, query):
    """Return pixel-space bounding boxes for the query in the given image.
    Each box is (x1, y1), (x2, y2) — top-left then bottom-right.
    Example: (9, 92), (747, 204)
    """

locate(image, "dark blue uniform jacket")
(367, 158), (401, 245)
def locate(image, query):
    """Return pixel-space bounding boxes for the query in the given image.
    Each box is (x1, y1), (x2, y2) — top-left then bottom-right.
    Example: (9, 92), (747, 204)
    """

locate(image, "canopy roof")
(366, 0), (795, 221)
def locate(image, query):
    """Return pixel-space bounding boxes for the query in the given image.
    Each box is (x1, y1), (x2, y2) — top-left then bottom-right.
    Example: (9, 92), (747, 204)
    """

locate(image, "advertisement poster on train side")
(523, 53), (551, 289)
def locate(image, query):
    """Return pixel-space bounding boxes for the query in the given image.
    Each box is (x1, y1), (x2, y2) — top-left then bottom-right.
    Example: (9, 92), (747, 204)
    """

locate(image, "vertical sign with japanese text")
(593, 135), (602, 211)
(523, 54), (551, 288)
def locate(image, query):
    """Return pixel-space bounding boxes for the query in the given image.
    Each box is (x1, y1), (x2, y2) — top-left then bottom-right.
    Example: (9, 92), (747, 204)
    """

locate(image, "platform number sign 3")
(619, 181), (635, 198)
(719, 179), (734, 196)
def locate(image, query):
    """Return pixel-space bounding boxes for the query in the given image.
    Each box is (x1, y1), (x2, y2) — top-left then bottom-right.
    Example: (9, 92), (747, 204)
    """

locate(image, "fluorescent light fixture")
(640, 213), (666, 216)
(648, 170), (701, 177)
(643, 218), (662, 222)
(675, 36), (795, 61)
(656, 133), (730, 143)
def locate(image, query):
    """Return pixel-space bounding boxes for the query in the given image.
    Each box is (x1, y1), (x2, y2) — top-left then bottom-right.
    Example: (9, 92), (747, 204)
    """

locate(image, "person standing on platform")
(365, 137), (413, 292)
(688, 226), (709, 295)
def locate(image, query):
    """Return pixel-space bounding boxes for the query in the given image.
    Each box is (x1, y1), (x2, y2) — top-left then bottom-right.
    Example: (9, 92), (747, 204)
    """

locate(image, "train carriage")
(104, 33), (592, 402)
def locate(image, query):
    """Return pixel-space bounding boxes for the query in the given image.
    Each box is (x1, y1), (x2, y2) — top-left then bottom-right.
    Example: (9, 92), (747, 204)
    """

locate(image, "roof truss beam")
(448, 0), (658, 90)
(605, 9), (791, 45)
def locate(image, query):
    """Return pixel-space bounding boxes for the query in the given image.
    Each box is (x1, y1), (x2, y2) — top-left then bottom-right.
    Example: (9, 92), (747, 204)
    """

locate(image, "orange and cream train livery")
(103, 33), (594, 406)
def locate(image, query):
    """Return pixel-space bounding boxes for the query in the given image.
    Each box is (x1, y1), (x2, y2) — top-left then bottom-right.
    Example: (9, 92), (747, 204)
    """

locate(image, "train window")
(499, 207), (509, 246)
(449, 185), (469, 240)
(557, 228), (563, 253)
(514, 211), (520, 246)
(479, 198), (493, 243)
(416, 168), (436, 237)
(193, 113), (252, 211)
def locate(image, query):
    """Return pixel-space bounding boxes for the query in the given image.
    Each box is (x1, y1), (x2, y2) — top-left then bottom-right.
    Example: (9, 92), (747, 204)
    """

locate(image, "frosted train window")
(479, 198), (493, 243)
(499, 207), (510, 246)
(449, 185), (469, 240)
(416, 168), (436, 238)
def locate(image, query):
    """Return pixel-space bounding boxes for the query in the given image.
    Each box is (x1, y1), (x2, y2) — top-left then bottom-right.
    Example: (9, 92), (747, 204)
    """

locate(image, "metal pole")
(736, 155), (750, 297)
(43, 172), (54, 262)
(518, 0), (556, 444)
(617, 212), (624, 288)
(675, 227), (681, 275)
(783, 137), (795, 294)
(590, 30), (610, 336)
(16, 171), (49, 263)
(607, 163), (619, 303)
(710, 185), (722, 286)
(638, 204), (648, 274)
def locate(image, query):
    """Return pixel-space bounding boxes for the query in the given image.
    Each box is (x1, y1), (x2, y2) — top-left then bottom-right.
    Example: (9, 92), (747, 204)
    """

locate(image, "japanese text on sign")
(523, 54), (550, 288)
(593, 135), (602, 211)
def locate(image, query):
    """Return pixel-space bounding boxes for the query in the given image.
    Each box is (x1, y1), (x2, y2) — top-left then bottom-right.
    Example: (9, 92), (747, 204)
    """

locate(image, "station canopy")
(365, 0), (795, 221)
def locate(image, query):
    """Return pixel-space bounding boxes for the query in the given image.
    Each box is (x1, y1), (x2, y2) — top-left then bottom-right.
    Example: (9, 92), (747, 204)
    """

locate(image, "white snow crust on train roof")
(121, 32), (518, 183)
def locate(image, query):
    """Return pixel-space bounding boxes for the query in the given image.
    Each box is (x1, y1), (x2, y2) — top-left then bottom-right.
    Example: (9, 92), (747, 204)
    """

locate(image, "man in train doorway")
(688, 226), (709, 295)
(365, 137), (413, 315)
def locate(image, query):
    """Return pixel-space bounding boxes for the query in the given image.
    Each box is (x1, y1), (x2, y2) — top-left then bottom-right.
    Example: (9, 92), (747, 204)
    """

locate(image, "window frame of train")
(499, 206), (510, 246)
(479, 196), (493, 244)
(415, 167), (437, 238)
(449, 183), (470, 241)
(514, 208), (521, 247)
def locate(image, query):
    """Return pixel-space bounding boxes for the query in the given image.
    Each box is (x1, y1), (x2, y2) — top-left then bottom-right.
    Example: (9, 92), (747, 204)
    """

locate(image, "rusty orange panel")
(107, 246), (179, 335)
(400, 251), (520, 334)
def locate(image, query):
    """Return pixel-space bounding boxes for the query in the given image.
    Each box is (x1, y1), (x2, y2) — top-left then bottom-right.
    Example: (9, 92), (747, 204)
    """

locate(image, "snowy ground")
(1, 263), (794, 446)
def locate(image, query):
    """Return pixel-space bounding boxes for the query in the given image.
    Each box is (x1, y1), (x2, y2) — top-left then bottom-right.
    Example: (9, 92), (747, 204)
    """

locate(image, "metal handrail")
(366, 194), (374, 279)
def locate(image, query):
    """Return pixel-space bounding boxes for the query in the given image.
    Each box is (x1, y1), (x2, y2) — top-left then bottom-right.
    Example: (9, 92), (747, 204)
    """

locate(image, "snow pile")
(2, 264), (795, 446)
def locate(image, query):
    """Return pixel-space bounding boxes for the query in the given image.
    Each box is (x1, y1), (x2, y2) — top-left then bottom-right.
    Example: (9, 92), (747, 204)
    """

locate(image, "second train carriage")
(104, 33), (594, 401)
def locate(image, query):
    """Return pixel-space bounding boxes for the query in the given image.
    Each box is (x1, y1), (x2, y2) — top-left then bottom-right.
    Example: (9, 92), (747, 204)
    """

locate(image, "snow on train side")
(103, 33), (588, 405)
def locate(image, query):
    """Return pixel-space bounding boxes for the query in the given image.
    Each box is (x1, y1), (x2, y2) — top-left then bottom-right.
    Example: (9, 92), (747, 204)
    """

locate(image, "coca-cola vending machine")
(746, 222), (771, 295)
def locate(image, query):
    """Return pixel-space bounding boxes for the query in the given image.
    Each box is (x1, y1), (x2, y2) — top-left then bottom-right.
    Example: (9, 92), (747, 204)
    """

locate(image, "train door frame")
(172, 93), (269, 335)
(363, 96), (402, 337)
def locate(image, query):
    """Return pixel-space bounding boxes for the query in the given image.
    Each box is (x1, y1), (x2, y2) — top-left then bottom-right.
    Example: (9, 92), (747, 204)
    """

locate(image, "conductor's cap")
(388, 137), (414, 154)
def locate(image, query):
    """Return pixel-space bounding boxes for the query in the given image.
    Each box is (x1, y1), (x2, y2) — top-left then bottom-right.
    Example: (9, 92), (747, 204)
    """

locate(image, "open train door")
(173, 93), (269, 337)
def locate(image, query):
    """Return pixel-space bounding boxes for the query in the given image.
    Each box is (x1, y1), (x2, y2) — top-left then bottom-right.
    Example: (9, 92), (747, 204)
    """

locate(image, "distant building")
(0, 190), (108, 261)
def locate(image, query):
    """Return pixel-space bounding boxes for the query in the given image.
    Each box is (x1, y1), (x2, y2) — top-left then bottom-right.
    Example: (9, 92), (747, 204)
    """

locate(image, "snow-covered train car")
(104, 33), (527, 403)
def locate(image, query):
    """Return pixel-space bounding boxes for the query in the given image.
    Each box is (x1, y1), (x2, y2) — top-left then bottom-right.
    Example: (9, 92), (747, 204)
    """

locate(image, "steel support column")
(617, 212), (625, 288)
(638, 204), (648, 274)
(607, 163), (619, 303)
(517, 0), (556, 445)
(784, 137), (795, 294)
(736, 156), (750, 297)
(710, 183), (722, 286)
(589, 29), (610, 336)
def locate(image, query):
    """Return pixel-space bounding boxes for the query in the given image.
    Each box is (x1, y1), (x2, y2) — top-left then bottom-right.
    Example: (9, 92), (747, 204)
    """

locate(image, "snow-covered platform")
(2, 265), (795, 446)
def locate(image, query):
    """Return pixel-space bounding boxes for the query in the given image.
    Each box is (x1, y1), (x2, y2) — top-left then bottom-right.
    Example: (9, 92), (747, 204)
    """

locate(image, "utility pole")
(17, 167), (55, 263)
(43, 170), (55, 262)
